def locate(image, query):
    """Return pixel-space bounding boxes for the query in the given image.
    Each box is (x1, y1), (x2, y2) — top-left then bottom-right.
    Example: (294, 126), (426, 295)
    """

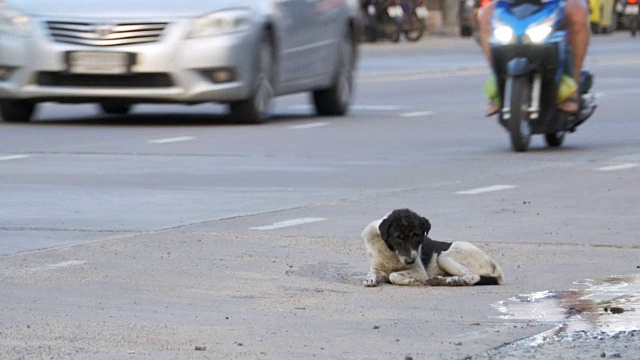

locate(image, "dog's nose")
(405, 258), (416, 265)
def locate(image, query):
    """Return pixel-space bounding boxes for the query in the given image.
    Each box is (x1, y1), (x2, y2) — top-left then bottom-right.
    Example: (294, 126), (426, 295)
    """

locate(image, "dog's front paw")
(424, 276), (448, 286)
(389, 272), (424, 286)
(363, 278), (378, 287)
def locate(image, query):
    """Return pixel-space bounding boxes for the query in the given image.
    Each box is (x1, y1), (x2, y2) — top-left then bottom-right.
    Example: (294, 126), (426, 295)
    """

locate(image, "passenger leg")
(558, 0), (590, 113)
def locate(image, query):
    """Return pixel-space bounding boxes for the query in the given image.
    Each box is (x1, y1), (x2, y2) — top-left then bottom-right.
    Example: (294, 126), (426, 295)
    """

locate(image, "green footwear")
(484, 74), (501, 107)
(484, 74), (577, 105)
(557, 75), (578, 103)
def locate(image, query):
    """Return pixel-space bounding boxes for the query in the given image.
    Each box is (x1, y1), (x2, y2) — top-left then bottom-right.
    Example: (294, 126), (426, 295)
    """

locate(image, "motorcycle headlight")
(0, 8), (31, 37)
(524, 11), (557, 43)
(492, 19), (515, 44)
(525, 23), (553, 43)
(187, 9), (253, 38)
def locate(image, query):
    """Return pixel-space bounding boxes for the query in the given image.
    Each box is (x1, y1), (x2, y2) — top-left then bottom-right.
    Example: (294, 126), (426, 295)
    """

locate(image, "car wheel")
(229, 33), (274, 124)
(0, 99), (35, 123)
(99, 101), (132, 115)
(312, 29), (355, 116)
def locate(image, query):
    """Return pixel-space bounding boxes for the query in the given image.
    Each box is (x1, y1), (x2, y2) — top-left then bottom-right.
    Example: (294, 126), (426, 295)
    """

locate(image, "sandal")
(558, 92), (579, 114)
(486, 102), (500, 117)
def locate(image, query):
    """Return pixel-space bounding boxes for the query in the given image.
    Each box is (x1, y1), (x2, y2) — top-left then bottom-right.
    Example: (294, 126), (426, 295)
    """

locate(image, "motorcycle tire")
(631, 18), (638, 37)
(545, 132), (565, 147)
(391, 27), (401, 43)
(404, 14), (425, 42)
(507, 76), (532, 152)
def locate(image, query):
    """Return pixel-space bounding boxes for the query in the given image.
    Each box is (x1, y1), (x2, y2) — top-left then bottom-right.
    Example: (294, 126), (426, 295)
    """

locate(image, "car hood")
(5, 0), (260, 18)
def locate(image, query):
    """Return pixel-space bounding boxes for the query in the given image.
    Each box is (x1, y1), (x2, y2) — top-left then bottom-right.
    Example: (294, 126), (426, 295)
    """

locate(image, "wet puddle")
(493, 274), (640, 344)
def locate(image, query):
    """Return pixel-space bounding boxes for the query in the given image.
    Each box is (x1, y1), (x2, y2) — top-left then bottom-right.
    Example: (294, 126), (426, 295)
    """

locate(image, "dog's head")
(378, 209), (431, 265)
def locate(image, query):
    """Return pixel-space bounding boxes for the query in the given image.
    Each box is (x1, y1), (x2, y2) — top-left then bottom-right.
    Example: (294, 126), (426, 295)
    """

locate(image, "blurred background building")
(425, 0), (460, 35)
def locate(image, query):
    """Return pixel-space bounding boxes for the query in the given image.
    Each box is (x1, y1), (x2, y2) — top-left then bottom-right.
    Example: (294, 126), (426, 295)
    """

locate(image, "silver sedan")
(0, 0), (362, 123)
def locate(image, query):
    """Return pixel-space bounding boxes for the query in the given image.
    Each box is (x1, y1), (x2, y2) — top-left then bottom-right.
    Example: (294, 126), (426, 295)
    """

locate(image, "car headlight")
(187, 9), (253, 38)
(492, 19), (515, 44)
(0, 8), (30, 36)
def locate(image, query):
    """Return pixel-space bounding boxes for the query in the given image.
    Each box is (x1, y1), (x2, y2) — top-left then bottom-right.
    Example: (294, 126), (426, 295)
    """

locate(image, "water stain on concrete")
(493, 274), (640, 344)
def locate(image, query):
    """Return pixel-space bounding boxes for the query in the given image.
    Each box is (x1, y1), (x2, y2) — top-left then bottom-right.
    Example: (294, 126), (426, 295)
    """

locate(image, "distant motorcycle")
(398, 0), (429, 42)
(362, 0), (402, 42)
(361, 0), (428, 42)
(489, 0), (597, 152)
(621, 0), (640, 36)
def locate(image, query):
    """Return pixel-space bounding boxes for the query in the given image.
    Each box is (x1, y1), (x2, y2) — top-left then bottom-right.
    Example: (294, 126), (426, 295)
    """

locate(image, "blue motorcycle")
(489, 0), (597, 152)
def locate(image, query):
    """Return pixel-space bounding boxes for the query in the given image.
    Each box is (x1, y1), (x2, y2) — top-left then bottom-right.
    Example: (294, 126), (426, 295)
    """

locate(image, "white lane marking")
(360, 68), (490, 84)
(400, 111), (434, 118)
(455, 185), (517, 195)
(288, 104), (400, 112)
(148, 136), (195, 144)
(289, 122), (331, 130)
(0, 155), (30, 162)
(27, 260), (88, 273)
(352, 105), (401, 111)
(596, 163), (638, 172)
(250, 218), (327, 230)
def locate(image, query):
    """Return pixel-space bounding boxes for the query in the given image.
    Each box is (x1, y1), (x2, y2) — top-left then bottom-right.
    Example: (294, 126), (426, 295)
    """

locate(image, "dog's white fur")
(362, 217), (505, 287)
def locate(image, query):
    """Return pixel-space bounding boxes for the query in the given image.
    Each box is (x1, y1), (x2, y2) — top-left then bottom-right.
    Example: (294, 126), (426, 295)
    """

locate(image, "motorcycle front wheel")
(545, 131), (565, 147)
(404, 13), (426, 42)
(507, 76), (532, 152)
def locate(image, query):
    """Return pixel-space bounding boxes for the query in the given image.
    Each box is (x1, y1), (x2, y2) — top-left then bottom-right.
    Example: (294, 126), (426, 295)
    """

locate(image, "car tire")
(0, 99), (35, 123)
(229, 33), (274, 124)
(99, 101), (132, 115)
(312, 29), (355, 116)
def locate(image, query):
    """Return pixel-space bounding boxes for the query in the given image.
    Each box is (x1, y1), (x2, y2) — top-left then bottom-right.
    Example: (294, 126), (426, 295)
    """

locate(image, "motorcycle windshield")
(494, 0), (562, 37)
(510, 3), (545, 19)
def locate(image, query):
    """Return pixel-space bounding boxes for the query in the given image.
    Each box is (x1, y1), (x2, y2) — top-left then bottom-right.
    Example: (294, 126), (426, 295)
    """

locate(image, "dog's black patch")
(420, 237), (452, 266)
(475, 276), (501, 286)
(379, 209), (431, 256)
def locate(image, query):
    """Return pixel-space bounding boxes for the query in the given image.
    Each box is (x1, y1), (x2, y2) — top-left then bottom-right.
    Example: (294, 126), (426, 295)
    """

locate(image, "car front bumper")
(0, 17), (260, 104)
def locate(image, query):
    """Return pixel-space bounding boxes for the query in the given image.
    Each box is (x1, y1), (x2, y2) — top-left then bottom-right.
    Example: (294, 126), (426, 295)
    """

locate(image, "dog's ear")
(420, 216), (431, 236)
(379, 217), (391, 240)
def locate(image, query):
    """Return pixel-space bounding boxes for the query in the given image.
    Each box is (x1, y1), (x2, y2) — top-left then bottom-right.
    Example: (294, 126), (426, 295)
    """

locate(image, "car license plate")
(67, 51), (133, 75)
(626, 4), (639, 15)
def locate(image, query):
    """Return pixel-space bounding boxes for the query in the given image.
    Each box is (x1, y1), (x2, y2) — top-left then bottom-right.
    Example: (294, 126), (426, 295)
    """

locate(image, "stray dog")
(362, 208), (504, 287)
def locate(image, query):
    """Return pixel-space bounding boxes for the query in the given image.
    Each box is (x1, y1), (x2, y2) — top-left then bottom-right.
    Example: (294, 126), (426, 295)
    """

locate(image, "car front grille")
(37, 72), (174, 88)
(46, 21), (168, 46)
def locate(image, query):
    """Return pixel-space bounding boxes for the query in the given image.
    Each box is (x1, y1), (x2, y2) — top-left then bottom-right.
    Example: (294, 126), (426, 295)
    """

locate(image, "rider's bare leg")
(559, 0), (590, 113)
(479, 2), (496, 66)
(479, 2), (498, 116)
(566, 0), (590, 84)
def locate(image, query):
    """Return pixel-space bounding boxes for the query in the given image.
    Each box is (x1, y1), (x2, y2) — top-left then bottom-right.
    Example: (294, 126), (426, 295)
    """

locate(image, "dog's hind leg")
(428, 255), (480, 286)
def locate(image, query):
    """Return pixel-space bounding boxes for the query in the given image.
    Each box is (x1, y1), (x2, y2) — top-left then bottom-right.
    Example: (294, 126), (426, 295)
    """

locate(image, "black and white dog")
(362, 209), (504, 287)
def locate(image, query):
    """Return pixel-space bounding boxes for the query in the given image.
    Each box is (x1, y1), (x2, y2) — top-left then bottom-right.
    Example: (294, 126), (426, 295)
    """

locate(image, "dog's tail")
(475, 275), (501, 285)
(475, 259), (505, 286)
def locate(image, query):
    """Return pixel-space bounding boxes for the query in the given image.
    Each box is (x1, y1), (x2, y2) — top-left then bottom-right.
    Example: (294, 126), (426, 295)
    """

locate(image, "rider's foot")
(558, 92), (579, 114)
(486, 102), (500, 117)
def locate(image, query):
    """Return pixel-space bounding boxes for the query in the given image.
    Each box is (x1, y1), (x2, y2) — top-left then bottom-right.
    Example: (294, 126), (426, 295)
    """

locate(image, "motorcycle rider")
(479, 0), (591, 116)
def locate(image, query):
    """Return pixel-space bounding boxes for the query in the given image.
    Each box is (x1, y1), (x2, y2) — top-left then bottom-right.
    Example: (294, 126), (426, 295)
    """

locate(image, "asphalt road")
(1, 33), (639, 359)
